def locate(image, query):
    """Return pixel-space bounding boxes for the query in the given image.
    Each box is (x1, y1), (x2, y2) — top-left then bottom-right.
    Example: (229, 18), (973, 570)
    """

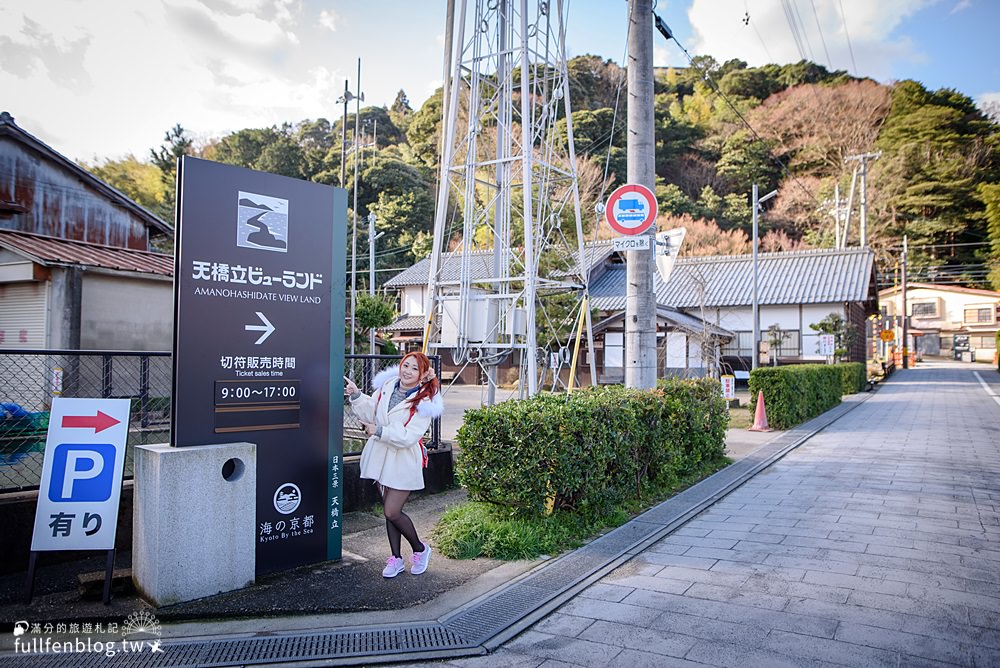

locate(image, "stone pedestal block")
(132, 442), (256, 606)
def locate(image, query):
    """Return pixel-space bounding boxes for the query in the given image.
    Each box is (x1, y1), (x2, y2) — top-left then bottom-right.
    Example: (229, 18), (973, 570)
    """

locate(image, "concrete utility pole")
(901, 235), (909, 369)
(625, 0), (657, 389)
(368, 211), (383, 354)
(751, 184), (778, 370)
(844, 152), (881, 247)
(350, 58), (364, 355)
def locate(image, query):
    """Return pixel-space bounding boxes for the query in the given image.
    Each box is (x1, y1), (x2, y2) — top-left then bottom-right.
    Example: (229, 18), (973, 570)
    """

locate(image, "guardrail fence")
(0, 350), (439, 493)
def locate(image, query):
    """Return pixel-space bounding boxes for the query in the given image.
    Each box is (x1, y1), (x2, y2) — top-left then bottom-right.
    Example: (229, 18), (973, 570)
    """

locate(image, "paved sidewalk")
(434, 362), (1000, 667)
(3, 362), (996, 667)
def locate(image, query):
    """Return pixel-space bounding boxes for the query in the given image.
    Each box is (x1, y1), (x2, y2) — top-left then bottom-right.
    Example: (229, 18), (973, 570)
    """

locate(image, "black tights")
(380, 485), (423, 558)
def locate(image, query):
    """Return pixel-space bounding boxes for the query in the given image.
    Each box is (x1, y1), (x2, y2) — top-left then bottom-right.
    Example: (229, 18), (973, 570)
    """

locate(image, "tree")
(766, 323), (791, 364)
(666, 214), (750, 256)
(657, 183), (698, 218)
(871, 81), (997, 282)
(719, 67), (781, 101)
(566, 55), (625, 112)
(389, 89), (414, 136)
(760, 229), (807, 252)
(85, 155), (170, 222)
(407, 88), (444, 165)
(979, 182), (1000, 290)
(355, 292), (396, 344)
(716, 130), (780, 196)
(809, 312), (858, 361)
(295, 118), (334, 177)
(149, 124), (193, 219)
(208, 126), (306, 179)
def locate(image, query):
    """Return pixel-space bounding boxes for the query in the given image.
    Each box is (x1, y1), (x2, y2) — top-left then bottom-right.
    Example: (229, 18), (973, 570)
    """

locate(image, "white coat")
(350, 366), (444, 491)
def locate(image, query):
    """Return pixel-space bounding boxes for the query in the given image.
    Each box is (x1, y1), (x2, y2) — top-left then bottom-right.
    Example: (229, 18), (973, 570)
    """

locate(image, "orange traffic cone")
(748, 390), (772, 432)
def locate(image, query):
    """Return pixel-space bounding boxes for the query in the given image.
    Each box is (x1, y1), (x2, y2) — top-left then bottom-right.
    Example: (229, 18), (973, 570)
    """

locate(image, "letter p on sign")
(49, 444), (116, 502)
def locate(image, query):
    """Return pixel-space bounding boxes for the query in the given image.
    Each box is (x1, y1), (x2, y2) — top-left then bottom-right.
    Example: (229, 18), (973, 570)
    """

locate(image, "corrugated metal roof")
(0, 112), (172, 236)
(384, 242), (615, 288)
(589, 247), (875, 311)
(0, 229), (173, 276)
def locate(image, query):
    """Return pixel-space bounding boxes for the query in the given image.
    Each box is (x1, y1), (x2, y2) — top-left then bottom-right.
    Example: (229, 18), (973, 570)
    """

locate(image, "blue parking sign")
(48, 444), (117, 502)
(31, 398), (130, 551)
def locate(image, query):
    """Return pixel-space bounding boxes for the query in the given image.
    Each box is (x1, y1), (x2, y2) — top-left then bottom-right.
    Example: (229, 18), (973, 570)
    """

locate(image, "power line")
(779, 0), (808, 60)
(653, 15), (823, 210)
(836, 0), (858, 75)
(808, 0), (833, 69)
(743, 5), (774, 62)
(790, 0), (816, 62)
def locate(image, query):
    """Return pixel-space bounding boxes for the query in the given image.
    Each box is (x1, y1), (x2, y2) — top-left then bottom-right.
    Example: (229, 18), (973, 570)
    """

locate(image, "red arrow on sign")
(62, 411), (121, 433)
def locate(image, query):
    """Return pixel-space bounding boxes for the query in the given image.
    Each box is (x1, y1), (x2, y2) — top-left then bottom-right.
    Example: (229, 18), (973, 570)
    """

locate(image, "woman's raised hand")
(344, 376), (359, 396)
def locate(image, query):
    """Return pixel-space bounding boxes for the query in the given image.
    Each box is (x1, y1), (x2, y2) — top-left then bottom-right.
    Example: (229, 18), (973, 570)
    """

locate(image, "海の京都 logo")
(273, 483), (301, 514)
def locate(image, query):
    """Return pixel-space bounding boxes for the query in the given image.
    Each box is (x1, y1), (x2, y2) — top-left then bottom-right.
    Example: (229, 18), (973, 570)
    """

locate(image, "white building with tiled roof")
(384, 243), (879, 382)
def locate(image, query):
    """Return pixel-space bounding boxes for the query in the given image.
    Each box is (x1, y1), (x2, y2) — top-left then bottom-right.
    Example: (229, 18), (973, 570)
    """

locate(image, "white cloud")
(978, 92), (1000, 118)
(685, 0), (937, 79)
(319, 9), (338, 32)
(164, 0), (295, 49)
(950, 0), (972, 14)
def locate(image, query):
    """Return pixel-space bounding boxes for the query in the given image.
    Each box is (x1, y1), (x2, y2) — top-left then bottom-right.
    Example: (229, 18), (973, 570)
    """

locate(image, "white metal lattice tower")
(422, 0), (594, 401)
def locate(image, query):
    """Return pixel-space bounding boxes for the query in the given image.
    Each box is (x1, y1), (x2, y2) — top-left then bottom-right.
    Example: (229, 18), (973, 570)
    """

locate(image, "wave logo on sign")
(237, 191), (289, 253)
(273, 483), (301, 514)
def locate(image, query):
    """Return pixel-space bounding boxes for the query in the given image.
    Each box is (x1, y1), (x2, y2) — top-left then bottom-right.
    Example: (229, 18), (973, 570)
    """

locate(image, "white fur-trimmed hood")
(372, 366), (400, 391)
(416, 392), (445, 418)
(370, 365), (444, 418)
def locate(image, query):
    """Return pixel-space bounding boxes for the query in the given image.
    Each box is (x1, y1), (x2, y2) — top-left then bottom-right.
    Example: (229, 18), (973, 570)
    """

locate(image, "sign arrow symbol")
(62, 411), (120, 433)
(245, 311), (276, 344)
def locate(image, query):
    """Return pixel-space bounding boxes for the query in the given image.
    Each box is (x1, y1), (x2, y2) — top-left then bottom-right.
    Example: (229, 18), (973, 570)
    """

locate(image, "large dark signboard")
(172, 157), (346, 574)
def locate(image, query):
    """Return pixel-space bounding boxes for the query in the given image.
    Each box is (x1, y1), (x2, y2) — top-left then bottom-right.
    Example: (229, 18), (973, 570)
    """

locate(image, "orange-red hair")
(400, 352), (440, 405)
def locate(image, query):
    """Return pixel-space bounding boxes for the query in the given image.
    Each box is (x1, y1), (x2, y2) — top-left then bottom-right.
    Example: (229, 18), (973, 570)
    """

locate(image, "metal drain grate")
(444, 585), (549, 643)
(196, 625), (469, 666)
(0, 625), (471, 668)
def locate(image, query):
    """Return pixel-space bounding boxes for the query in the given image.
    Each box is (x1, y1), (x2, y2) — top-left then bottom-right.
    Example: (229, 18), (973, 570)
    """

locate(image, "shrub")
(749, 364), (841, 430)
(455, 380), (729, 520)
(837, 362), (866, 394)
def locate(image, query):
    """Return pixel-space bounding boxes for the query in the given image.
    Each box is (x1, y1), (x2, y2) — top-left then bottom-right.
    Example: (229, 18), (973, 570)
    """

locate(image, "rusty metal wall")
(0, 141), (150, 250)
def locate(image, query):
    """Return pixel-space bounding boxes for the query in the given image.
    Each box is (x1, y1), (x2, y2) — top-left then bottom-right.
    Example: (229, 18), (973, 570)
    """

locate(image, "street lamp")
(368, 210), (385, 354)
(752, 184), (778, 370)
(336, 82), (363, 189)
(337, 59), (364, 354)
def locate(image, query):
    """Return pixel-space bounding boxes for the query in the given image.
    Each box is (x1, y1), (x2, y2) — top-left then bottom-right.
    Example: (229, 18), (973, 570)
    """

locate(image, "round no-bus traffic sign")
(605, 183), (657, 236)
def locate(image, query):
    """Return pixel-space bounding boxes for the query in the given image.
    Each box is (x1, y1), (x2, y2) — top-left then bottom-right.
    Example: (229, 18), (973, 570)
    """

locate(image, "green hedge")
(838, 362), (867, 394)
(749, 364), (842, 430)
(455, 380), (729, 519)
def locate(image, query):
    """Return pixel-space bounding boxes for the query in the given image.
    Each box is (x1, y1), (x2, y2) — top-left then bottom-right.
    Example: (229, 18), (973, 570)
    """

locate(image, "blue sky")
(1, 0), (997, 162)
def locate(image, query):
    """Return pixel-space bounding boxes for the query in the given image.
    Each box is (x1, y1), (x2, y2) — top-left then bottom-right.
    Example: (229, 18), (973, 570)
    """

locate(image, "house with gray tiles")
(383, 243), (879, 384)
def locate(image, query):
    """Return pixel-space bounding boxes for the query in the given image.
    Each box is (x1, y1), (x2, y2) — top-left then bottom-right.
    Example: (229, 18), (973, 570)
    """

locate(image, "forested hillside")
(88, 56), (1000, 290)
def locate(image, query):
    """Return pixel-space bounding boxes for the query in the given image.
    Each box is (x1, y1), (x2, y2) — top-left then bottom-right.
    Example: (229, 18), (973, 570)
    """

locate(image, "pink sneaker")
(382, 556), (405, 578)
(410, 542), (432, 575)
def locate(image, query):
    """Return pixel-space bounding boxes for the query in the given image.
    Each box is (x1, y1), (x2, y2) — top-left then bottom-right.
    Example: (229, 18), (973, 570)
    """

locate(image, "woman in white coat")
(344, 352), (443, 578)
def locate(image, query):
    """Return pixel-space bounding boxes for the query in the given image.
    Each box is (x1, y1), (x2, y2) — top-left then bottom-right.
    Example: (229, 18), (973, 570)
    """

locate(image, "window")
(971, 335), (996, 350)
(721, 331), (753, 357)
(604, 332), (623, 368)
(772, 330), (800, 357)
(911, 302), (937, 318)
(964, 307), (994, 324)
